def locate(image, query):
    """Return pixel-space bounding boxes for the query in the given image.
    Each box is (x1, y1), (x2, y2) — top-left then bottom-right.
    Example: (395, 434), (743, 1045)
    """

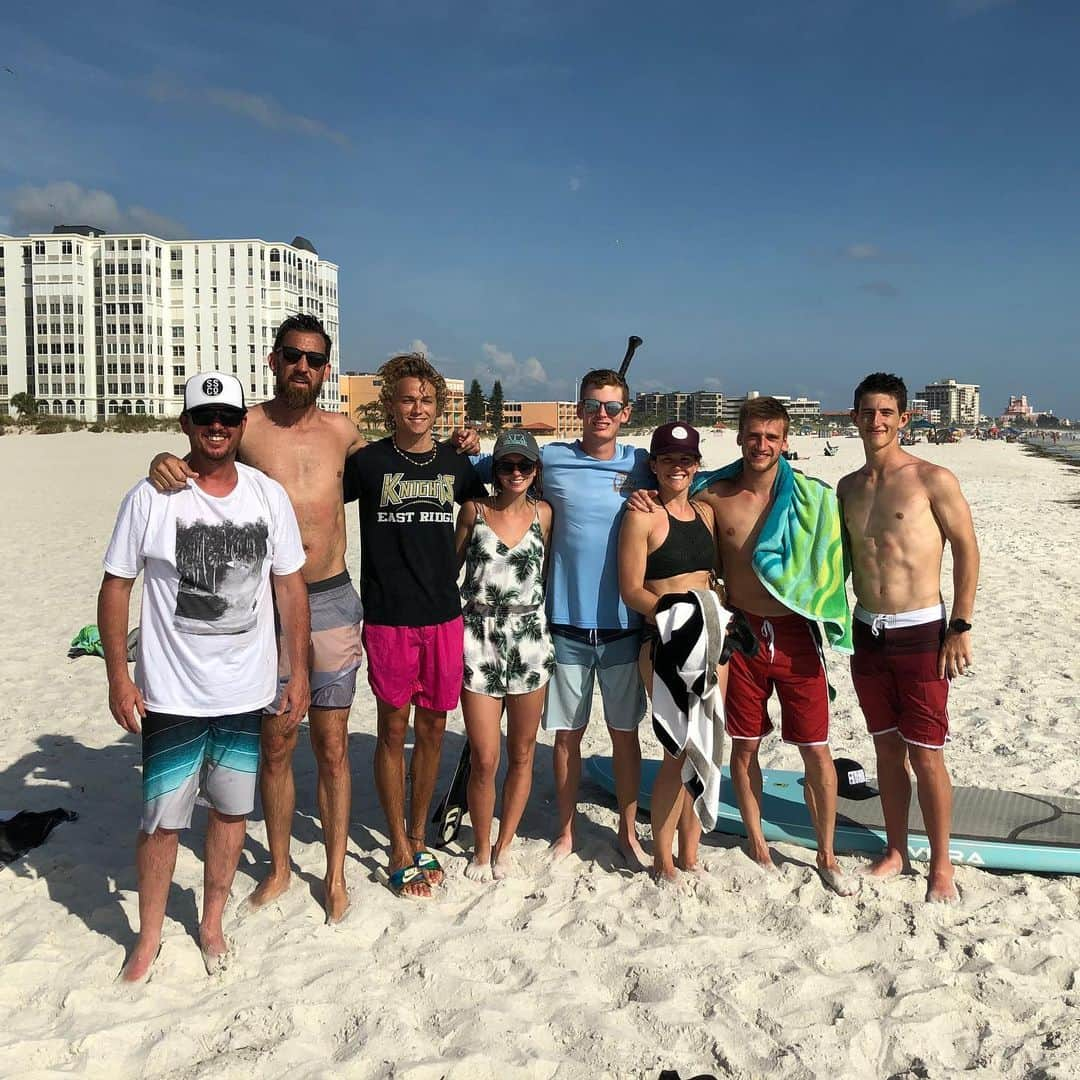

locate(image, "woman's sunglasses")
(494, 459), (537, 476)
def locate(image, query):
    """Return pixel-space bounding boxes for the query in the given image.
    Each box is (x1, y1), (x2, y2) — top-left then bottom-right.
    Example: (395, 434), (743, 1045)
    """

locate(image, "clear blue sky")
(3, 0), (1078, 416)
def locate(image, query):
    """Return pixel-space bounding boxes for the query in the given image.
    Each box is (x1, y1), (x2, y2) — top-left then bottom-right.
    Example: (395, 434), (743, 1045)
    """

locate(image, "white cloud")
(703, 376), (724, 390)
(146, 73), (350, 148)
(409, 338), (431, 357)
(568, 175), (582, 192)
(478, 342), (548, 389)
(842, 242), (882, 261)
(8, 181), (187, 238)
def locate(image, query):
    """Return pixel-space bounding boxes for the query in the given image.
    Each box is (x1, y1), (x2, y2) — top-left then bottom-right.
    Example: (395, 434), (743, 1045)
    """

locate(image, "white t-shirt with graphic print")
(103, 463), (306, 716)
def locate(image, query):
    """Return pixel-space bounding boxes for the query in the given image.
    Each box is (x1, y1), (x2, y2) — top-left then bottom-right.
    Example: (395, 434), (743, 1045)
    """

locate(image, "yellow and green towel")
(691, 457), (852, 654)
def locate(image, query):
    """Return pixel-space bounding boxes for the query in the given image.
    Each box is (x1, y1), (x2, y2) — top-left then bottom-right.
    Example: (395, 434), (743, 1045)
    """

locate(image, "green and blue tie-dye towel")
(690, 456), (853, 654)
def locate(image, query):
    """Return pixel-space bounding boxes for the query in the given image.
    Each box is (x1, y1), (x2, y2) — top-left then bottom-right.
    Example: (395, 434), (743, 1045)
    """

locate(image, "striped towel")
(651, 589), (730, 831)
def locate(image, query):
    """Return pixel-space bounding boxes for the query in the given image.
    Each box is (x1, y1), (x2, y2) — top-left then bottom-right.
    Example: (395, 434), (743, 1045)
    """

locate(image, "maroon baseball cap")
(650, 422), (701, 458)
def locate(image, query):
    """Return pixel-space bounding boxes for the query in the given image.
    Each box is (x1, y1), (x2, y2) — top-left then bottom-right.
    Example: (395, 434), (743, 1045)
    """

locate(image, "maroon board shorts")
(725, 611), (830, 746)
(850, 604), (950, 750)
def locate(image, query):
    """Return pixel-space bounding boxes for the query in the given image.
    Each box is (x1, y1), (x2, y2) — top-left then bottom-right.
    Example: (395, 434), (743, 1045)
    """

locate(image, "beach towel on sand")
(690, 456), (853, 655)
(68, 625), (138, 662)
(651, 590), (729, 831)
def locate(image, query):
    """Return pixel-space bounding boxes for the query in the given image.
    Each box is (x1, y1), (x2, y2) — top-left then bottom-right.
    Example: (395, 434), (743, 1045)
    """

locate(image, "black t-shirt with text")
(343, 437), (487, 626)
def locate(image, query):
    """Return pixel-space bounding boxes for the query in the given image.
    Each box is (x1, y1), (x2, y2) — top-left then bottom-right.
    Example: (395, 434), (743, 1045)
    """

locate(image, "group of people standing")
(98, 313), (978, 984)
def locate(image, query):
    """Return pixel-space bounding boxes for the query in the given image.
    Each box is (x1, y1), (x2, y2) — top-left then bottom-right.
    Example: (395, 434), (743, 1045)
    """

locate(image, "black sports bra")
(644, 506), (715, 581)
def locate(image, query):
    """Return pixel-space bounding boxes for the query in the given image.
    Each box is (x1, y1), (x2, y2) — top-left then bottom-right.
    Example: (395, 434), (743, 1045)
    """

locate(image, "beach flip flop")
(413, 848), (445, 886)
(388, 864), (430, 899)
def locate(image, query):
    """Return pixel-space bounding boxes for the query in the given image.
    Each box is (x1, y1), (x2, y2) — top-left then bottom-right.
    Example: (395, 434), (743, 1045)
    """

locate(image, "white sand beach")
(1, 428), (1079, 1079)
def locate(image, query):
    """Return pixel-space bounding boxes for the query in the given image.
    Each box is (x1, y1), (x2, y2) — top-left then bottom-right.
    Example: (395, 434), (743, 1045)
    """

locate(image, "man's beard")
(276, 372), (320, 409)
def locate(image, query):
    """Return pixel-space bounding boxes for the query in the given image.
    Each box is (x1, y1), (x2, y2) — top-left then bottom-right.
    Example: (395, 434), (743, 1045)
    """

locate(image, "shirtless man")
(838, 372), (979, 903)
(692, 398), (856, 895)
(149, 318), (479, 921)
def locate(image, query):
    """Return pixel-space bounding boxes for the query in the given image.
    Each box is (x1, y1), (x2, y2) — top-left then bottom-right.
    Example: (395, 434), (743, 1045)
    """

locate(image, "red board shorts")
(850, 604), (950, 750)
(725, 611), (830, 746)
(362, 617), (465, 713)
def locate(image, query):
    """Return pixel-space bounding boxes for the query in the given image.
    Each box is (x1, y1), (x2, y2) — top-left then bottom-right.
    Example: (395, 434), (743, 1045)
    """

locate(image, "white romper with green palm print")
(461, 501), (556, 697)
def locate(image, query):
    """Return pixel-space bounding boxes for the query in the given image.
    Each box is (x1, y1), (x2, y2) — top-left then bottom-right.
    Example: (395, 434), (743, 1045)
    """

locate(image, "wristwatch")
(948, 618), (972, 634)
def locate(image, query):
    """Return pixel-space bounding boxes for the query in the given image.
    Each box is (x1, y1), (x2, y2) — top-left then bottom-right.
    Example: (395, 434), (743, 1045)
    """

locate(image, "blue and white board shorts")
(542, 625), (647, 733)
(141, 710), (262, 833)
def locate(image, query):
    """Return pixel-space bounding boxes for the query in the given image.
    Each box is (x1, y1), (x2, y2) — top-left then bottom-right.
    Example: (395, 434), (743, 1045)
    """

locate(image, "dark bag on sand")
(0, 809), (78, 863)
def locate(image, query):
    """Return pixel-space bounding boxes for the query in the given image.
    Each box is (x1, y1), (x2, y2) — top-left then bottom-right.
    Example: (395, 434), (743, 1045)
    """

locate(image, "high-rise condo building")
(0, 225), (339, 420)
(920, 379), (980, 428)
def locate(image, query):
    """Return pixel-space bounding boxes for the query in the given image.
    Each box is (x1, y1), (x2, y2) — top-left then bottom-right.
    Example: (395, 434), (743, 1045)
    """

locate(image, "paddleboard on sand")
(586, 756), (1080, 874)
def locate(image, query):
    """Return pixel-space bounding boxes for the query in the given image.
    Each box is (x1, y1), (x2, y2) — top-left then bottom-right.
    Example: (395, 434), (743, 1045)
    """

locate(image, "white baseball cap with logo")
(184, 371), (246, 414)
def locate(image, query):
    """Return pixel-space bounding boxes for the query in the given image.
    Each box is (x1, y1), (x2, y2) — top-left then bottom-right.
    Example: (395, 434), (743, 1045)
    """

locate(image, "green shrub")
(35, 418), (67, 435)
(89, 422), (105, 433)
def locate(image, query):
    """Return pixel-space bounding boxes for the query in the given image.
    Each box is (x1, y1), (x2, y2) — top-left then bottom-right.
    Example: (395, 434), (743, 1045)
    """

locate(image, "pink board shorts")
(362, 617), (465, 713)
(850, 604), (950, 750)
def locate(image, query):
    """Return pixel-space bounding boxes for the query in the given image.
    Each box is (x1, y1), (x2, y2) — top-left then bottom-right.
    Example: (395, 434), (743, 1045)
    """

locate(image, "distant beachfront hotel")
(635, 389), (821, 427)
(0, 225), (339, 420)
(919, 378), (980, 428)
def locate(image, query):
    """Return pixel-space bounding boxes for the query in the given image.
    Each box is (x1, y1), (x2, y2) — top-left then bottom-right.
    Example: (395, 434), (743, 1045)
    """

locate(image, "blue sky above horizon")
(3, 0), (1079, 416)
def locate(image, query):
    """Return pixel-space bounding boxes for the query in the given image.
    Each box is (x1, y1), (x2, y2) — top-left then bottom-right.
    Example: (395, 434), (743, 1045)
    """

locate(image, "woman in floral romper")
(454, 429), (555, 881)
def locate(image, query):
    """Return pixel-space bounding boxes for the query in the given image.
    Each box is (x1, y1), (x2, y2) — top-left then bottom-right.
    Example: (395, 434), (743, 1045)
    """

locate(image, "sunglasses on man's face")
(494, 459), (537, 476)
(188, 407), (244, 428)
(580, 399), (625, 417)
(278, 345), (329, 369)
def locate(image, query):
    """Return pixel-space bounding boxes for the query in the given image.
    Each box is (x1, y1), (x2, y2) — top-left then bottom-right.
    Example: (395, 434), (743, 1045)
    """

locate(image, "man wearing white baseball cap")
(99, 371), (311, 982)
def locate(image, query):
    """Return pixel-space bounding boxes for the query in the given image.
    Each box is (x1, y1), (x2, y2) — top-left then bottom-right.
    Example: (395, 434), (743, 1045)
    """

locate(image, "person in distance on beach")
(454, 428), (555, 882)
(838, 372), (979, 903)
(146, 315), (480, 921)
(342, 353), (487, 898)
(100, 372), (310, 982)
(618, 422), (721, 883)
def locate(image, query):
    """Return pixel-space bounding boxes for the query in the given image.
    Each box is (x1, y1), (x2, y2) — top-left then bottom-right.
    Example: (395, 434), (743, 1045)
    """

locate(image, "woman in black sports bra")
(617, 422), (726, 883)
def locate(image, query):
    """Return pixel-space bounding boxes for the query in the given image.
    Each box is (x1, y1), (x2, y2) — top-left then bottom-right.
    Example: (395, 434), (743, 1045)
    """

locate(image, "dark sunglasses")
(278, 345), (329, 369)
(188, 407), (244, 427)
(580, 399), (625, 417)
(494, 459), (537, 476)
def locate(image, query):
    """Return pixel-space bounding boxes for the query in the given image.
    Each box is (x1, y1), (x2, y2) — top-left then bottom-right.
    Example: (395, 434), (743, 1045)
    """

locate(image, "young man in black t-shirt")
(343, 353), (486, 898)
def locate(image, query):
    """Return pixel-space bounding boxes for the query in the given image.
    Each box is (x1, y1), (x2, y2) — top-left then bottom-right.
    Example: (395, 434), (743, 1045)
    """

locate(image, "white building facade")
(0, 226), (339, 420)
(920, 379), (980, 428)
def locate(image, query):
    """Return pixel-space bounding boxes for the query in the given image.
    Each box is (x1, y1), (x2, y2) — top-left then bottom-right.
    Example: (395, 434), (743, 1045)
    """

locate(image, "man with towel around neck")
(839, 372), (979, 904)
(632, 396), (858, 895)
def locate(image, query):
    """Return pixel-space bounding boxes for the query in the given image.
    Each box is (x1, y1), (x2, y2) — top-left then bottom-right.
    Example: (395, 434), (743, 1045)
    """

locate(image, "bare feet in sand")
(244, 871), (293, 913)
(744, 843), (778, 873)
(616, 833), (650, 870)
(548, 834), (574, 862)
(464, 857), (493, 883)
(119, 939), (161, 984)
(198, 928), (231, 976)
(492, 849), (514, 880)
(323, 878), (350, 924)
(860, 848), (906, 880)
(926, 867), (960, 904)
(817, 860), (859, 896)
(652, 861), (679, 885)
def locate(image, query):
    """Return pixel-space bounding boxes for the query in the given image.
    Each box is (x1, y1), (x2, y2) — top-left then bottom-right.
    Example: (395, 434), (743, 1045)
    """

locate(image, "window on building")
(61, 241), (72, 255)
(34, 241), (45, 255)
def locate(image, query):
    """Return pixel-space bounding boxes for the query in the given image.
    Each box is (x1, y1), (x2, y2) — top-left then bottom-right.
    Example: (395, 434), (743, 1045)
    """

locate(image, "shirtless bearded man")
(838, 372), (979, 903)
(149, 314), (367, 923)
